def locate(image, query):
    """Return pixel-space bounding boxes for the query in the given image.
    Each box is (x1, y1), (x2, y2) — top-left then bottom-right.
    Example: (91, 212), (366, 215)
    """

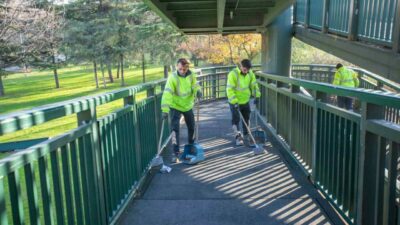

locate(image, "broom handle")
(157, 119), (165, 154)
(196, 99), (200, 142)
(237, 108), (257, 145)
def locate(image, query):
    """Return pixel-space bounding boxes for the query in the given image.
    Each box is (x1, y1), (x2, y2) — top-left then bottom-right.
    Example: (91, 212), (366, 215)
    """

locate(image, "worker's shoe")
(171, 152), (181, 163)
(235, 134), (244, 146)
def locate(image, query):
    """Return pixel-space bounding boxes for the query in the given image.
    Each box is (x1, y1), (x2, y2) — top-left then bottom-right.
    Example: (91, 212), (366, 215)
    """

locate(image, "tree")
(0, 0), (58, 96)
(30, 1), (65, 89)
(180, 35), (209, 66)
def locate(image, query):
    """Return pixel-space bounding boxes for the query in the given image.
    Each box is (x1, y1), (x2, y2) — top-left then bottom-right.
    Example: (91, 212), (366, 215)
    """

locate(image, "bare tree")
(0, 0), (62, 95)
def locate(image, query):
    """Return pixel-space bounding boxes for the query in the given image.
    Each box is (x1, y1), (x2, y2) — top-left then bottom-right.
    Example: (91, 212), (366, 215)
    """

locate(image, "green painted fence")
(291, 64), (400, 124)
(0, 80), (169, 225)
(256, 71), (400, 225)
(294, 0), (400, 49)
(0, 64), (399, 225)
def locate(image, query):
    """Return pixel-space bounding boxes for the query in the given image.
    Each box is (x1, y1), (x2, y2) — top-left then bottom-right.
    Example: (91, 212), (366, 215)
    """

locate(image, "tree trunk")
(116, 61), (120, 79)
(142, 52), (145, 83)
(52, 54), (60, 88)
(120, 54), (125, 86)
(0, 75), (5, 96)
(107, 61), (114, 83)
(93, 60), (99, 88)
(163, 65), (169, 78)
(53, 69), (60, 89)
(100, 61), (107, 88)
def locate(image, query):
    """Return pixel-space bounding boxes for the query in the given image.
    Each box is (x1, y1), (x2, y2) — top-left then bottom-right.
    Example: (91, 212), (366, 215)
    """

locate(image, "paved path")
(119, 101), (340, 225)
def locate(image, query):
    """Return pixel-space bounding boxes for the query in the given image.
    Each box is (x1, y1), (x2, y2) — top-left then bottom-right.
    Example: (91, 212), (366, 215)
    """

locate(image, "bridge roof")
(143, 0), (294, 34)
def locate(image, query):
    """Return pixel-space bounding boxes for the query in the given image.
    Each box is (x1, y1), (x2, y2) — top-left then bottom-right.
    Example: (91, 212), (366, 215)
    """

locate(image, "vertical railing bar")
(24, 162), (40, 225)
(61, 145), (75, 225)
(0, 179), (7, 225)
(392, 0), (400, 52)
(70, 140), (84, 225)
(383, 142), (399, 225)
(38, 155), (54, 225)
(100, 119), (112, 219)
(348, 0), (359, 40)
(8, 170), (24, 225)
(50, 149), (65, 225)
(106, 116), (116, 214)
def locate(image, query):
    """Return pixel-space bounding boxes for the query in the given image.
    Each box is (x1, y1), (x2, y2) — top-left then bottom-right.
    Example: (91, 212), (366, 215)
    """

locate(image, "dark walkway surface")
(119, 101), (339, 225)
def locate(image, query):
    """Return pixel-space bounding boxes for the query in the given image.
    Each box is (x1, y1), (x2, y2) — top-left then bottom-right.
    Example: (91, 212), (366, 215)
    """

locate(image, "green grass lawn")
(0, 64), (168, 224)
(0, 64), (165, 143)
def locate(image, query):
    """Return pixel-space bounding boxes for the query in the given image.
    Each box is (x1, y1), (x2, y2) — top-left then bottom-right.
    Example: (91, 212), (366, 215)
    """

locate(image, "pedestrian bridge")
(1, 0), (400, 224)
(0, 65), (399, 225)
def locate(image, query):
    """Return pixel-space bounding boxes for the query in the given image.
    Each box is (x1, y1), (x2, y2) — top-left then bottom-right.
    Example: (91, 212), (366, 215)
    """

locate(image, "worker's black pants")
(170, 108), (195, 154)
(337, 96), (353, 110)
(229, 102), (251, 136)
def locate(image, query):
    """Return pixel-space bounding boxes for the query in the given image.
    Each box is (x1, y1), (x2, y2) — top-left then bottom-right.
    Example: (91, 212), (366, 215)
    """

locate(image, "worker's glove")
(233, 103), (239, 109)
(196, 90), (202, 99)
(253, 98), (259, 105)
(162, 112), (169, 120)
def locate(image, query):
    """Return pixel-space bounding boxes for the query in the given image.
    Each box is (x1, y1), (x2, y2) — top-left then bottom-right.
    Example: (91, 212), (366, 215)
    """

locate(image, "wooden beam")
(262, 0), (295, 27)
(167, 2), (215, 11)
(217, 0), (226, 33)
(226, 1), (275, 8)
(181, 25), (261, 33)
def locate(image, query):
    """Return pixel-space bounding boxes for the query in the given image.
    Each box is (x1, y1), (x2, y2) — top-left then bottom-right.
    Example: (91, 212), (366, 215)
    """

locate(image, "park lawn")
(0, 65), (168, 224)
(0, 65), (164, 143)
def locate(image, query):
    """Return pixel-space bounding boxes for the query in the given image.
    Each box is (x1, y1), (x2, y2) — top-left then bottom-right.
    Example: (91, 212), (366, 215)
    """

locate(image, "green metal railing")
(0, 64), (398, 225)
(256, 71), (400, 225)
(358, 0), (398, 44)
(309, 0), (323, 29)
(0, 80), (169, 225)
(291, 64), (400, 124)
(291, 64), (400, 92)
(294, 0), (400, 49)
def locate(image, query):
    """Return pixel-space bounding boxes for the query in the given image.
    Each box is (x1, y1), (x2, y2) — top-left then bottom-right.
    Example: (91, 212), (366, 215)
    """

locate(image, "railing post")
(392, 0), (400, 53)
(305, 0), (310, 28)
(147, 85), (161, 150)
(311, 91), (327, 180)
(257, 75), (266, 117)
(348, 0), (359, 41)
(356, 102), (386, 225)
(124, 94), (143, 178)
(293, 1), (298, 24)
(322, 0), (330, 33)
(289, 84), (301, 145)
(275, 81), (285, 133)
(212, 72), (217, 100)
(77, 103), (107, 225)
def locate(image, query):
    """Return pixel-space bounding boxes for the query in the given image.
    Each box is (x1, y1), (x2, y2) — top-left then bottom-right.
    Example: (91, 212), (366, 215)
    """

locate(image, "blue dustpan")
(181, 143), (205, 165)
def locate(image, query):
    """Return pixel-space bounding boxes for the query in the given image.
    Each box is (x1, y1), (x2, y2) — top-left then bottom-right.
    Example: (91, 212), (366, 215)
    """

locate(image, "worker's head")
(177, 58), (190, 75)
(240, 59), (252, 74)
(336, 63), (343, 70)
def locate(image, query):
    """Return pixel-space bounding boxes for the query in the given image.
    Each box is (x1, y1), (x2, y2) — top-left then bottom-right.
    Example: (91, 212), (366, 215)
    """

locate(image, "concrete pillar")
(261, 7), (293, 76)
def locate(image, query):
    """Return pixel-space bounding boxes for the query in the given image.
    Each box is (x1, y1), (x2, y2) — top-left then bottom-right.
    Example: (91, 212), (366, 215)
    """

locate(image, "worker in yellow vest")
(161, 58), (202, 162)
(332, 63), (359, 110)
(226, 59), (261, 146)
